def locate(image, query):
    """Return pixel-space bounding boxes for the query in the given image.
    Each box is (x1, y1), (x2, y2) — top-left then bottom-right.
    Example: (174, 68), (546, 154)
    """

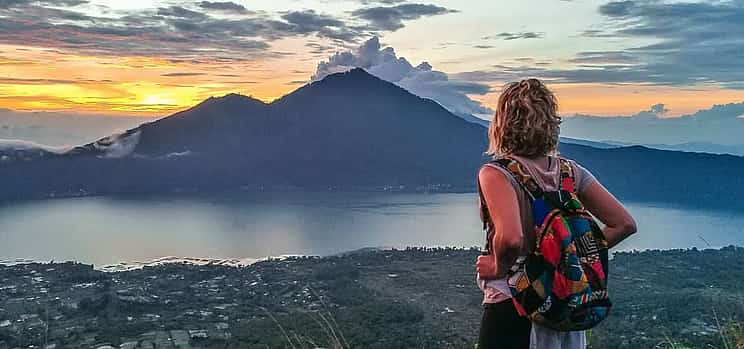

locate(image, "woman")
(475, 79), (637, 348)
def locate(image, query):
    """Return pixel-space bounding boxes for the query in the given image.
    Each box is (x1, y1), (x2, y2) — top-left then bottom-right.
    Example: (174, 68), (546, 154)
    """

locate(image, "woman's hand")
(476, 254), (499, 279)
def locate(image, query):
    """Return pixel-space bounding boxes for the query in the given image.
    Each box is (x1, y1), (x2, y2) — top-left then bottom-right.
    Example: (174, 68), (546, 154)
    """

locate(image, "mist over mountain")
(0, 109), (153, 147)
(1, 69), (743, 210)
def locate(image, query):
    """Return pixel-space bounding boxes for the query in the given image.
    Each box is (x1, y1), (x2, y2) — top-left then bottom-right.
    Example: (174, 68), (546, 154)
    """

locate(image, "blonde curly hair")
(486, 78), (561, 158)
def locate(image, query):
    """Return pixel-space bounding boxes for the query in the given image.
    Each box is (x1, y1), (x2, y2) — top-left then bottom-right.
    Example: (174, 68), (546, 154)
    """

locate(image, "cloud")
(598, 0), (635, 17)
(451, 65), (547, 83)
(0, 77), (79, 84)
(579, 29), (615, 38)
(572, 0), (744, 87)
(0, 3), (366, 61)
(567, 51), (638, 65)
(452, 1), (744, 89)
(281, 10), (361, 41)
(282, 10), (346, 31)
(197, 1), (250, 14)
(0, 109), (153, 146)
(488, 32), (545, 40)
(0, 126), (142, 159)
(161, 72), (207, 77)
(561, 102), (744, 146)
(157, 6), (208, 19)
(93, 130), (141, 158)
(0, 0), (24, 7)
(0, 0), (87, 8)
(352, 3), (457, 31)
(306, 42), (337, 54)
(0, 6), (270, 60)
(0, 1), (462, 63)
(159, 150), (193, 159)
(588, 0), (744, 86)
(649, 103), (668, 115)
(0, 138), (71, 153)
(360, 0), (407, 4)
(312, 36), (493, 117)
(0, 1), (459, 62)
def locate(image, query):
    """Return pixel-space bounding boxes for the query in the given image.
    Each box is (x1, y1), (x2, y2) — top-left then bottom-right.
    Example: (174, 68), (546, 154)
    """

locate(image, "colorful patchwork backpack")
(479, 156), (612, 331)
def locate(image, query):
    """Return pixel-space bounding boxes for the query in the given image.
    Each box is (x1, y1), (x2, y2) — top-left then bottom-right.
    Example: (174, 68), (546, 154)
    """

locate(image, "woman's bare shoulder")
(478, 162), (511, 182)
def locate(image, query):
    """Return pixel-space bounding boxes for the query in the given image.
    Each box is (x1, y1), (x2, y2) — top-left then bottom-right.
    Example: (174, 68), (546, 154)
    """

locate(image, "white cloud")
(0, 109), (154, 146)
(0, 139), (72, 154)
(93, 130), (141, 159)
(312, 36), (493, 118)
(160, 150), (193, 159)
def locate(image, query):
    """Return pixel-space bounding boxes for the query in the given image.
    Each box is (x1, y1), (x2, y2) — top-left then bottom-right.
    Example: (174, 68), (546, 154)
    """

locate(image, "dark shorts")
(478, 300), (532, 349)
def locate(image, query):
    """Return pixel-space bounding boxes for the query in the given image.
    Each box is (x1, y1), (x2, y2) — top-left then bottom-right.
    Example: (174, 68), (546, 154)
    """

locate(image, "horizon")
(2, 0), (744, 118)
(3, 66), (743, 150)
(1, 0), (743, 150)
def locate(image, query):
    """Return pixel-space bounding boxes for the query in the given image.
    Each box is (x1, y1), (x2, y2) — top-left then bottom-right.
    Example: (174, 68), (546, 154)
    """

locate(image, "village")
(1, 247), (742, 348)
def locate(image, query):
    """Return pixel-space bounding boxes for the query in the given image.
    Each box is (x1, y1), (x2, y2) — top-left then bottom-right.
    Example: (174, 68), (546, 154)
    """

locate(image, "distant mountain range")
(596, 140), (744, 157)
(559, 138), (620, 149)
(480, 123), (744, 157)
(2, 68), (743, 210)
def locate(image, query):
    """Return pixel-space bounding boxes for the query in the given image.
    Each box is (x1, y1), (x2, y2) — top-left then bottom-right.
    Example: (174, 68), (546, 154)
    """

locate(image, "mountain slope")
(1, 68), (743, 210)
(0, 69), (489, 198)
(133, 93), (271, 156)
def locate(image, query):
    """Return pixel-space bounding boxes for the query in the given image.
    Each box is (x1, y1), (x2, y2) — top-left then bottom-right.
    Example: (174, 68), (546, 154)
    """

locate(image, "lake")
(1, 192), (742, 267)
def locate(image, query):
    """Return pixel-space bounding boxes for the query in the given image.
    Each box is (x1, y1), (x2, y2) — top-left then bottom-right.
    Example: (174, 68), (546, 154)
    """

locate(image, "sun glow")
(2, 37), (744, 117)
(0, 44), (301, 115)
(141, 95), (176, 106)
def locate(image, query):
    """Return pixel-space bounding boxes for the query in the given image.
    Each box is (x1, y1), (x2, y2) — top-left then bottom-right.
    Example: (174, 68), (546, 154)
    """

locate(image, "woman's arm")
(475, 166), (523, 278)
(579, 180), (637, 248)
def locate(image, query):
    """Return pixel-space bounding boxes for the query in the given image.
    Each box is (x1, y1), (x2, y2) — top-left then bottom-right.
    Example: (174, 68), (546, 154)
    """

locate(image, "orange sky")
(3, 46), (744, 118)
(2, 0), (744, 119)
(5, 43), (744, 118)
(477, 83), (744, 117)
(0, 44), (310, 116)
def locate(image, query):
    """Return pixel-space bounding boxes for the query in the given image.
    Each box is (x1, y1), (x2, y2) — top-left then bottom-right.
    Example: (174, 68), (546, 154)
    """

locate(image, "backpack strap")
(476, 173), (492, 254)
(476, 175), (490, 235)
(488, 157), (545, 201)
(478, 157), (543, 254)
(490, 156), (576, 214)
(479, 157), (581, 254)
(478, 157), (542, 233)
(558, 157), (577, 193)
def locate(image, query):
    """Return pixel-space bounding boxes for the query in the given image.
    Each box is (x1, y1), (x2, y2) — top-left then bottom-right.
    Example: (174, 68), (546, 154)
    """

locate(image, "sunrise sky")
(2, 0), (744, 118)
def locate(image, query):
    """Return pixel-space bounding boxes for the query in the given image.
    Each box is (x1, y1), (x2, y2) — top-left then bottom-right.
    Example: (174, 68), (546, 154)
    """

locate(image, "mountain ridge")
(1, 68), (743, 210)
